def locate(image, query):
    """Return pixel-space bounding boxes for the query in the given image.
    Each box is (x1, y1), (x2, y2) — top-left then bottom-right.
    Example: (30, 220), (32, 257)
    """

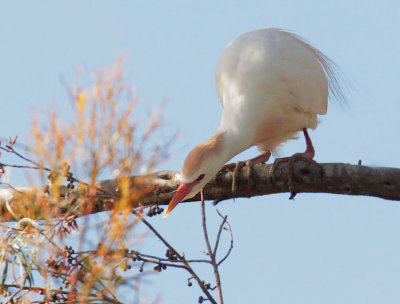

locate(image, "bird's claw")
(232, 161), (245, 197)
(231, 151), (271, 197)
(231, 159), (256, 197)
(270, 152), (322, 199)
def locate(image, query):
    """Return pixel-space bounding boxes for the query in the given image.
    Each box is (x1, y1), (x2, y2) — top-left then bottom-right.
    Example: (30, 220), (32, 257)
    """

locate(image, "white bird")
(164, 28), (344, 217)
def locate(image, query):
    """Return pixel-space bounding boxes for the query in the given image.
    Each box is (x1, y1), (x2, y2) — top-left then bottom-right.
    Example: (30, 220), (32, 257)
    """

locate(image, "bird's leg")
(246, 152), (272, 164)
(230, 151), (271, 197)
(302, 127), (315, 158)
(270, 128), (320, 199)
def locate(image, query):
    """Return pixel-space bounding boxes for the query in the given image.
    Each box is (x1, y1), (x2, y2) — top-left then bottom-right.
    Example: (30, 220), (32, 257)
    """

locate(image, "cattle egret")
(164, 28), (344, 217)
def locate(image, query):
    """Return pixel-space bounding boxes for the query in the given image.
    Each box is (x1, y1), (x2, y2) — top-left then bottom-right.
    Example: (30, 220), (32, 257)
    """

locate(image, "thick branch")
(0, 161), (399, 221)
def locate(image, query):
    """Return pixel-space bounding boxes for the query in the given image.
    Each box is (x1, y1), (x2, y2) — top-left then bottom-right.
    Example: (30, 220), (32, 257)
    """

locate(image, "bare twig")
(0, 163), (41, 170)
(213, 214), (227, 256)
(201, 190), (213, 257)
(0, 145), (110, 196)
(2, 283), (70, 295)
(201, 190), (224, 304)
(0, 182), (25, 194)
(216, 210), (233, 266)
(137, 212), (218, 304)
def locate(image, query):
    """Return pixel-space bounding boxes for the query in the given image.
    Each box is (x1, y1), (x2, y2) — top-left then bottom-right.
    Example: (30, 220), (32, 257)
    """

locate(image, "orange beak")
(163, 182), (196, 217)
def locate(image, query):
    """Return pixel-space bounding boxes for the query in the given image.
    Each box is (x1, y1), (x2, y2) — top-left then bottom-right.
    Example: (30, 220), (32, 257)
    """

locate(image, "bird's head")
(164, 132), (227, 217)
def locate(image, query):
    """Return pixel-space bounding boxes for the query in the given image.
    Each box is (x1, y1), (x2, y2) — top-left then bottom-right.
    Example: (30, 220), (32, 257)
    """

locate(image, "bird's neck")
(180, 127), (253, 187)
(215, 125), (254, 164)
(216, 93), (257, 158)
(182, 104), (255, 181)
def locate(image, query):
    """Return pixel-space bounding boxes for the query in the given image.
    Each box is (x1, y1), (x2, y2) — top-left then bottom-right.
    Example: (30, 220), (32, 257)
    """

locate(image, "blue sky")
(1, 1), (400, 303)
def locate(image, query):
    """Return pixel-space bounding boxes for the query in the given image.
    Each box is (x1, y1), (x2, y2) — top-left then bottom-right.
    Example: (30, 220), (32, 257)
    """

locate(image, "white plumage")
(164, 28), (344, 216)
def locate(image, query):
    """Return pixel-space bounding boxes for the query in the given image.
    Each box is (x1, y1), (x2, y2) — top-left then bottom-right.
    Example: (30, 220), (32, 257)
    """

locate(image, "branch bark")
(0, 160), (399, 222)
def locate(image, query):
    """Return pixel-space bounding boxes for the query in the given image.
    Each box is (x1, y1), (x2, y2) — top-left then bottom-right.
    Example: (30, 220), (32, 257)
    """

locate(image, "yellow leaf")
(77, 91), (88, 114)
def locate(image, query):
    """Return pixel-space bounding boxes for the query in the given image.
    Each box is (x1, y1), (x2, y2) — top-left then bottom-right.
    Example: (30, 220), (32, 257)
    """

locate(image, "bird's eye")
(197, 174), (205, 181)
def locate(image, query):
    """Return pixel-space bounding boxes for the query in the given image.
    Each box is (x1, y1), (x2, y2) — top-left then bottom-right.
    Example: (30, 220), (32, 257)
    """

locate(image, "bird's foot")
(269, 152), (321, 199)
(231, 160), (249, 197)
(227, 151), (271, 197)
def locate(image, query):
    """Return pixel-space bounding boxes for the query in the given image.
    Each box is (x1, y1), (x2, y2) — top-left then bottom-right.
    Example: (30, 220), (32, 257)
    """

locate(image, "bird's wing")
(279, 30), (345, 114)
(216, 66), (225, 108)
(216, 29), (346, 114)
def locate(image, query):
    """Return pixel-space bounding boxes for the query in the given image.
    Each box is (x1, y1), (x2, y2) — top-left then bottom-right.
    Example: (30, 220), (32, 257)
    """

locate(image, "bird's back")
(215, 28), (343, 152)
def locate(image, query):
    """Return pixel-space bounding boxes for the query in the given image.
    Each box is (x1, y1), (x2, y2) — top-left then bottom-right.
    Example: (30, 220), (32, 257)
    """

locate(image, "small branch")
(201, 191), (224, 304)
(201, 190), (213, 257)
(216, 211), (233, 267)
(2, 283), (70, 295)
(136, 213), (218, 304)
(0, 163), (41, 170)
(213, 214), (227, 257)
(0, 182), (25, 194)
(0, 145), (109, 194)
(136, 251), (211, 264)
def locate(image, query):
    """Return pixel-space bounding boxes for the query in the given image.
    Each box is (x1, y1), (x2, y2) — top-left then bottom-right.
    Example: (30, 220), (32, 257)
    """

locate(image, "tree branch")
(0, 160), (399, 221)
